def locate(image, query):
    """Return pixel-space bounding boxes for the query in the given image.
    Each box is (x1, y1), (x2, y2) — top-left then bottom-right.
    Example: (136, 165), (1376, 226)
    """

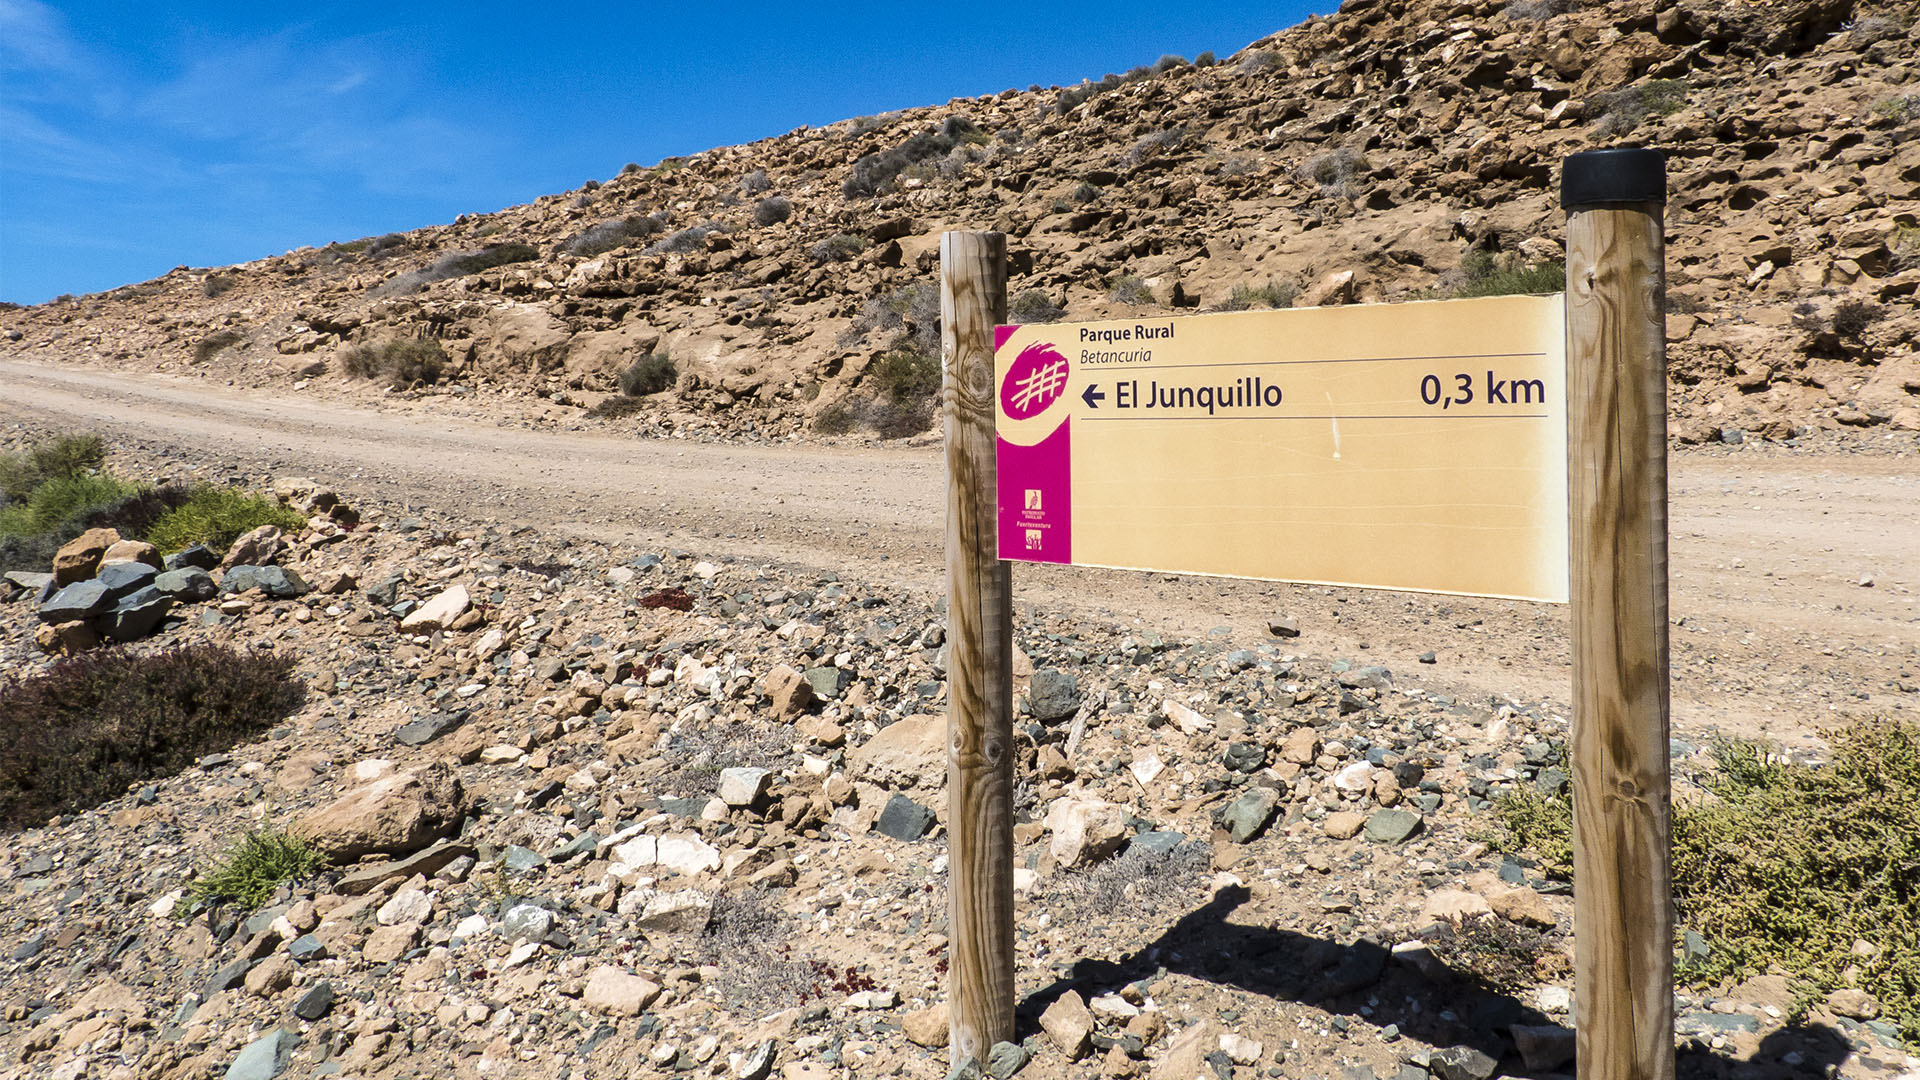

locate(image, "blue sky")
(0, 2), (1316, 305)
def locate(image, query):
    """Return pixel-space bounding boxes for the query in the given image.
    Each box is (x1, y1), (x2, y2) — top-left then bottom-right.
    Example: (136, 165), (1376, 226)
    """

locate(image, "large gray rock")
(222, 565), (311, 598)
(154, 567), (218, 601)
(1028, 668), (1081, 721)
(103, 587), (174, 642)
(39, 580), (112, 623)
(874, 794), (935, 841)
(224, 1028), (298, 1080)
(1220, 785), (1281, 843)
(94, 560), (158, 598)
(221, 525), (287, 569)
(165, 544), (220, 572)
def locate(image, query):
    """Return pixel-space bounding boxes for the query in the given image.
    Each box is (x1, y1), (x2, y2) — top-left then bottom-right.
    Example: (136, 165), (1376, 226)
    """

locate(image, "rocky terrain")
(3, 0), (1919, 443)
(0, 444), (1914, 1080)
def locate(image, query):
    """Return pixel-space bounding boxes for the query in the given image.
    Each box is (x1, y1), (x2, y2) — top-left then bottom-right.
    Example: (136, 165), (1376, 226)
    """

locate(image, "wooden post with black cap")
(1562, 147), (1675, 1080)
(939, 231), (1016, 1064)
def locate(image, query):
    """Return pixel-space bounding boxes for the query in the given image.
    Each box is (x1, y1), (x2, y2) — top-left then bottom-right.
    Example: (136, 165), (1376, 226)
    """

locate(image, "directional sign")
(994, 295), (1569, 602)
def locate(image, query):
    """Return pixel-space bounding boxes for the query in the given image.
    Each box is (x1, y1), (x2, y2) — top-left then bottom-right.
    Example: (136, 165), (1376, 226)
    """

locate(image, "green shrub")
(1482, 720), (1920, 1042)
(1592, 79), (1689, 135)
(1448, 252), (1565, 298)
(341, 339), (447, 390)
(1009, 290), (1065, 324)
(0, 645), (305, 826)
(870, 346), (941, 404)
(1108, 273), (1155, 305)
(1220, 281), (1297, 311)
(0, 473), (137, 539)
(189, 828), (326, 909)
(617, 351), (677, 396)
(0, 433), (105, 501)
(193, 329), (245, 364)
(145, 486), (307, 555)
(1672, 721), (1920, 1040)
(80, 485), (196, 539)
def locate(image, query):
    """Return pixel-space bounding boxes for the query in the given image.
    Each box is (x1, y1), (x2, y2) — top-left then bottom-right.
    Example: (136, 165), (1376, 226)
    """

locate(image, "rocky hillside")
(3, 0), (1919, 443)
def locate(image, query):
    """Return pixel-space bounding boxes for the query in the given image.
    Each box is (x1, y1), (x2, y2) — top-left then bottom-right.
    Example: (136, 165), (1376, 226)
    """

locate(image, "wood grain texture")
(940, 231), (1014, 1063)
(1565, 204), (1675, 1080)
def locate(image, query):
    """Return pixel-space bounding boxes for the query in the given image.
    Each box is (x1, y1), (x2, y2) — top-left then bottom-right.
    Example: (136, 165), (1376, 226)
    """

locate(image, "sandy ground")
(3, 359), (1916, 751)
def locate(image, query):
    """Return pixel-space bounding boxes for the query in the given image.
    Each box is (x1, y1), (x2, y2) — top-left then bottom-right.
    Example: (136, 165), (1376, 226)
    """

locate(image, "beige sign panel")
(993, 295), (1569, 602)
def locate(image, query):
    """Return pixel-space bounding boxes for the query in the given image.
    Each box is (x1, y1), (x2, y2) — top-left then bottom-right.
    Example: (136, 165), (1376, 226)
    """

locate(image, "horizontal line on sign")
(1076, 413), (1551, 421)
(1100, 351), (1549, 372)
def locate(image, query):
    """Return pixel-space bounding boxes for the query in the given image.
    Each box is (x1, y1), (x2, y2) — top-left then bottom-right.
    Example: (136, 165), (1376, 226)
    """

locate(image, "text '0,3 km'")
(992, 294), (1571, 602)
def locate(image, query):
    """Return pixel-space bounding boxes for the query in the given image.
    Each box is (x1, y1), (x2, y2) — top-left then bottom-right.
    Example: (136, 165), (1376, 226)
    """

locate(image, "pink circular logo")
(1000, 342), (1069, 421)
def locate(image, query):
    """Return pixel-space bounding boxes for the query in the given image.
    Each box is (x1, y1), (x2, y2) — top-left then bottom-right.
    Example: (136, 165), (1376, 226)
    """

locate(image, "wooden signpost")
(938, 148), (1671, 1077)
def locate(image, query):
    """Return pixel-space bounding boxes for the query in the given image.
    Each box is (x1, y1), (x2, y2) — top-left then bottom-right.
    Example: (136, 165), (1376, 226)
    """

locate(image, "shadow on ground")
(1018, 886), (1856, 1080)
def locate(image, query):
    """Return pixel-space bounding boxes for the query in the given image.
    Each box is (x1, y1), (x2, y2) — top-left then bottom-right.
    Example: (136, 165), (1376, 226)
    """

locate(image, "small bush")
(0, 645), (305, 826)
(754, 196), (793, 226)
(1125, 126), (1187, 166)
(1447, 252), (1565, 298)
(563, 214), (668, 257)
(80, 485), (196, 539)
(189, 828), (326, 909)
(341, 339), (447, 390)
(739, 168), (771, 194)
(942, 115), (991, 145)
(439, 242), (540, 276)
(1507, 0), (1582, 19)
(202, 273), (235, 299)
(870, 346), (941, 404)
(617, 351), (677, 396)
(1009, 290), (1065, 324)
(1220, 281), (1298, 311)
(1831, 299), (1886, 339)
(145, 486), (308, 555)
(1194, 51), (1217, 67)
(0, 434), (106, 501)
(809, 233), (866, 264)
(366, 233), (409, 257)
(1480, 782), (1574, 880)
(643, 222), (724, 255)
(1071, 180), (1102, 203)
(1427, 916), (1567, 992)
(1592, 78), (1689, 136)
(585, 396), (649, 420)
(1048, 840), (1210, 918)
(846, 282), (940, 356)
(193, 329), (245, 364)
(844, 127), (962, 198)
(1238, 50), (1280, 74)
(1301, 147), (1370, 195)
(2, 473), (137, 538)
(1154, 54), (1188, 73)
(1108, 273), (1155, 305)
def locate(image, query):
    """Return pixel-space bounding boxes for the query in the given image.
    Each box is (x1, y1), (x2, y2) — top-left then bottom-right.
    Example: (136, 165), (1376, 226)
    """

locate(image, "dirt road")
(4, 359), (1916, 745)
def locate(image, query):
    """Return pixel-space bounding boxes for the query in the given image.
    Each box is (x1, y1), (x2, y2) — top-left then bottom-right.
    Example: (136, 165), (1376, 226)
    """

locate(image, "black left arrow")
(1081, 383), (1106, 409)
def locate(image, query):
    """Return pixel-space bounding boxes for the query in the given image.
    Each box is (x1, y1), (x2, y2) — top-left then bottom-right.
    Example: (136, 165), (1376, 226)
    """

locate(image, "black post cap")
(1562, 147), (1666, 210)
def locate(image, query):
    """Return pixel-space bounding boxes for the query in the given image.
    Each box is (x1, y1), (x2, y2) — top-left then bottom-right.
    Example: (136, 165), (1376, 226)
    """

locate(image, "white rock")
(1333, 761), (1376, 793)
(504, 941), (542, 968)
(1013, 867), (1038, 894)
(1162, 699), (1213, 734)
(377, 888), (434, 927)
(1220, 1034), (1264, 1065)
(400, 584), (471, 631)
(693, 561), (718, 580)
(451, 914), (490, 942)
(149, 890), (182, 919)
(655, 833), (722, 876)
(1043, 796), (1131, 868)
(623, 888), (713, 933)
(718, 767), (772, 807)
(846, 989), (899, 1010)
(608, 566), (637, 586)
(350, 759), (396, 784)
(480, 745), (527, 765)
(1089, 992), (1140, 1019)
(1536, 985), (1573, 1014)
(472, 628), (506, 660)
(1129, 753), (1165, 786)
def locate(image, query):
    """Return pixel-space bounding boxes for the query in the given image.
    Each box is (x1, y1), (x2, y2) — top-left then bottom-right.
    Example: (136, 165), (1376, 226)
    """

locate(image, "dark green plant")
(870, 346), (941, 404)
(0, 473), (137, 539)
(1448, 253), (1565, 298)
(1592, 78), (1689, 135)
(144, 486), (307, 555)
(189, 828), (326, 909)
(0, 645), (305, 826)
